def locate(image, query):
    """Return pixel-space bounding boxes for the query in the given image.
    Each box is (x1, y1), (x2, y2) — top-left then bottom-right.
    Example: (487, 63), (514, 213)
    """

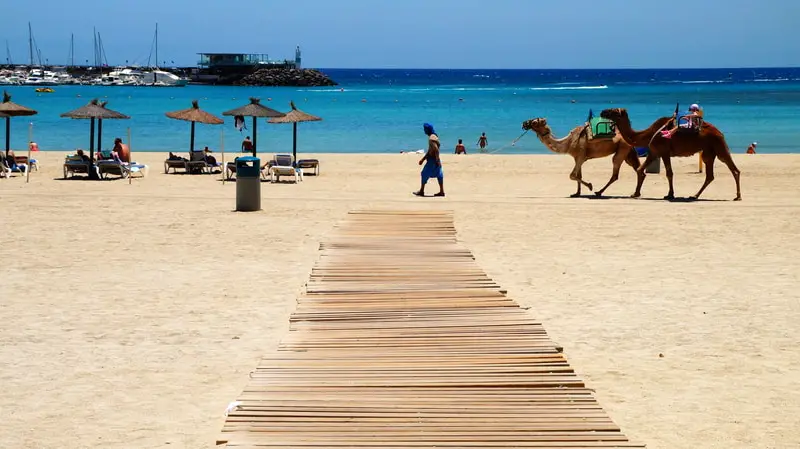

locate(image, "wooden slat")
(217, 210), (645, 448)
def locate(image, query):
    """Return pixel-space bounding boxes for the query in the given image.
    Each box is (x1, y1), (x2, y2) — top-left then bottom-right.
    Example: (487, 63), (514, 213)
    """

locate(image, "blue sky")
(1, 0), (797, 69)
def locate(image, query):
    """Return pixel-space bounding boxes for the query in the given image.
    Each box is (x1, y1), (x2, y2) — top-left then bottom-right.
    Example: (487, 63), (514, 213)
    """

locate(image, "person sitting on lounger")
(241, 136), (254, 154)
(112, 138), (131, 163)
(76, 149), (91, 162)
(202, 146), (218, 166)
(5, 150), (26, 173)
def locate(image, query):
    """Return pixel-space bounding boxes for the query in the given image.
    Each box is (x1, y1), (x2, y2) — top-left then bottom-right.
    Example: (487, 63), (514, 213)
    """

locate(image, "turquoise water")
(3, 68), (800, 154)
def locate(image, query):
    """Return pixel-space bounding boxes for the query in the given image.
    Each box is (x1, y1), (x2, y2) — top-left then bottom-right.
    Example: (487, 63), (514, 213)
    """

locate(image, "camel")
(600, 108), (742, 201)
(521, 118), (643, 197)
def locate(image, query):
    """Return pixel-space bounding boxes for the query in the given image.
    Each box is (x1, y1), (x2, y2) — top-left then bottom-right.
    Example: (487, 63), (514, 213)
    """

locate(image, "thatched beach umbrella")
(61, 99), (130, 178)
(165, 100), (224, 152)
(268, 101), (322, 163)
(0, 91), (38, 157)
(222, 97), (284, 157)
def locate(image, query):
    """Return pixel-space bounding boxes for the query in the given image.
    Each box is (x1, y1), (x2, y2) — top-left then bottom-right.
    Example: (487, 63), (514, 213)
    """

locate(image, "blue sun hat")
(423, 123), (435, 135)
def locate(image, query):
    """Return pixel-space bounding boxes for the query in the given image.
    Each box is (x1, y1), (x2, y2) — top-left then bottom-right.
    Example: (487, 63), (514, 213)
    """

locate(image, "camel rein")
(488, 129), (530, 154)
(648, 112), (677, 148)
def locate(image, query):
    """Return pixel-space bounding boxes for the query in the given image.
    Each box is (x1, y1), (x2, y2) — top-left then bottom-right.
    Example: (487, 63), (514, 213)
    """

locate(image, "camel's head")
(600, 108), (628, 123)
(522, 118), (550, 135)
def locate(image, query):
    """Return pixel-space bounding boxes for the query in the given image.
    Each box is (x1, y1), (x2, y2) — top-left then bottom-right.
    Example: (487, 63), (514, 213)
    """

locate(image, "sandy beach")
(1, 151), (798, 449)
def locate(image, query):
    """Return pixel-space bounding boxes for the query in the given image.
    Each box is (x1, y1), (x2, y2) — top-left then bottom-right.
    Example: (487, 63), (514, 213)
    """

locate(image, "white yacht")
(141, 69), (189, 87)
(22, 69), (59, 86)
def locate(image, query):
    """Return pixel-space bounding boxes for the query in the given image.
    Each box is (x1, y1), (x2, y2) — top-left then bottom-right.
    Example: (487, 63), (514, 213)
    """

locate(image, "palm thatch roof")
(268, 101), (322, 124)
(223, 97), (284, 118)
(60, 99), (130, 120)
(0, 111), (7, 118)
(0, 91), (38, 116)
(165, 100), (224, 125)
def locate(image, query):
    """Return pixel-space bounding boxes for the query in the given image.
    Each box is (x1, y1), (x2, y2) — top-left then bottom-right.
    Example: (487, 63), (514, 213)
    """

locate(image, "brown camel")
(521, 118), (643, 197)
(600, 108), (742, 201)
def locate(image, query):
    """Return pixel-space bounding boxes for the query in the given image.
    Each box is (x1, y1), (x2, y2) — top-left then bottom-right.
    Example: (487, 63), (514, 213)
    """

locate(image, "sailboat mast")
(5, 40), (12, 65)
(155, 23), (159, 69)
(93, 27), (97, 66)
(28, 22), (34, 67)
(69, 33), (74, 66)
(98, 33), (103, 66)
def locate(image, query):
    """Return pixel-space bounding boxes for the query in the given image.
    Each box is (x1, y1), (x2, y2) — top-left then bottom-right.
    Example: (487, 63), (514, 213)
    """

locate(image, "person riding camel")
(661, 104), (703, 139)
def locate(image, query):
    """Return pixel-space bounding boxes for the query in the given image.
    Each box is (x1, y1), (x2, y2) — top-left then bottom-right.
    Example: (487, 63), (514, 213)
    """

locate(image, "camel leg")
(691, 151), (718, 200)
(624, 148), (644, 198)
(715, 150), (742, 201)
(662, 156), (675, 200)
(633, 153), (657, 198)
(569, 160), (592, 197)
(595, 150), (628, 197)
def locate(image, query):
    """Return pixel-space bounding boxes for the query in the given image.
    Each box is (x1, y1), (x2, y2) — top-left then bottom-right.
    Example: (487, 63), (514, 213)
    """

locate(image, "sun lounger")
(226, 161), (237, 180)
(164, 158), (188, 174)
(97, 160), (148, 179)
(296, 159), (320, 176)
(267, 153), (303, 183)
(63, 155), (95, 178)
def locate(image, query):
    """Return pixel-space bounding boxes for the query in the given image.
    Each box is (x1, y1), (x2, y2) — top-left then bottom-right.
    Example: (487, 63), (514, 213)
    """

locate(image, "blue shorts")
(421, 162), (443, 183)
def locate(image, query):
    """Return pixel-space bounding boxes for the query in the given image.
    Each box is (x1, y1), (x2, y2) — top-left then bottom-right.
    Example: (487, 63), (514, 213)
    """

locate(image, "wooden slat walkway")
(218, 210), (645, 448)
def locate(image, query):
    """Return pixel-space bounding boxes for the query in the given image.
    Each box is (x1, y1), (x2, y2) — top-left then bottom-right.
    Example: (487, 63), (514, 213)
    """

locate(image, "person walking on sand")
(455, 139), (467, 155)
(241, 136), (254, 154)
(414, 123), (445, 197)
(477, 132), (488, 152)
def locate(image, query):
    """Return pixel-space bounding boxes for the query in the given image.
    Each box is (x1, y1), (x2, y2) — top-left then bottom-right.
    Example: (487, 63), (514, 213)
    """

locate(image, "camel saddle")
(585, 116), (616, 140)
(673, 111), (704, 135)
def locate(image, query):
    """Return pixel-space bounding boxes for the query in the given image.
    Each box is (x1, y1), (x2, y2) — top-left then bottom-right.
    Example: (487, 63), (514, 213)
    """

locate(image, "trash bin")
(636, 147), (660, 174)
(235, 156), (261, 212)
(645, 158), (661, 174)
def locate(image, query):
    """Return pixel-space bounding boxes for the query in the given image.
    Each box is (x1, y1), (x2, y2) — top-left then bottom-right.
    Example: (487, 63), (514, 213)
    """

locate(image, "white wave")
(529, 85), (608, 91)
(753, 78), (790, 82)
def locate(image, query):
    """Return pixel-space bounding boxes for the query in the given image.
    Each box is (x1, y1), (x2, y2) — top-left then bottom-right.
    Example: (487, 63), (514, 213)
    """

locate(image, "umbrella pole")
(190, 121), (195, 152)
(89, 118), (95, 160)
(4, 116), (9, 157)
(97, 119), (103, 153)
(293, 122), (298, 165)
(252, 117), (257, 157)
(220, 129), (225, 185)
(89, 118), (97, 179)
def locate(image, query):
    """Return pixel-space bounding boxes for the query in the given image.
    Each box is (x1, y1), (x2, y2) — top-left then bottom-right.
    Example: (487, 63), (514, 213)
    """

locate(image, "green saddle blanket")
(586, 117), (616, 139)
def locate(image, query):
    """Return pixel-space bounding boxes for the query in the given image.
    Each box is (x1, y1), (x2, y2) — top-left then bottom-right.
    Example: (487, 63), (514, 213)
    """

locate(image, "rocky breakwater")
(234, 68), (337, 87)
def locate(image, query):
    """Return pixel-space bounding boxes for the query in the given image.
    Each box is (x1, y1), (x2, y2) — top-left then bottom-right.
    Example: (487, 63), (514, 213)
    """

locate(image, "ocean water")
(3, 67), (800, 154)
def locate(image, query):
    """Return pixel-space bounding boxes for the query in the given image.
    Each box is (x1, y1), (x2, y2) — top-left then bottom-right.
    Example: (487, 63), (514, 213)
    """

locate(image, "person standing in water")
(477, 132), (488, 151)
(414, 123), (445, 197)
(455, 139), (467, 155)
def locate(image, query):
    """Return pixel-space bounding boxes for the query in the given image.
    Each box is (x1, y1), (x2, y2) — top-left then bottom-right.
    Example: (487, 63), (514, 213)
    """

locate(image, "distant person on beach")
(414, 123), (445, 197)
(241, 136), (254, 154)
(746, 142), (757, 154)
(661, 104), (703, 139)
(203, 146), (218, 165)
(29, 141), (39, 152)
(477, 132), (488, 151)
(455, 139), (467, 155)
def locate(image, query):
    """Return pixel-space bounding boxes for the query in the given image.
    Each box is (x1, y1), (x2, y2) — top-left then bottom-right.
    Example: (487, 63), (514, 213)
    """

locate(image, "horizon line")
(312, 66), (800, 71)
